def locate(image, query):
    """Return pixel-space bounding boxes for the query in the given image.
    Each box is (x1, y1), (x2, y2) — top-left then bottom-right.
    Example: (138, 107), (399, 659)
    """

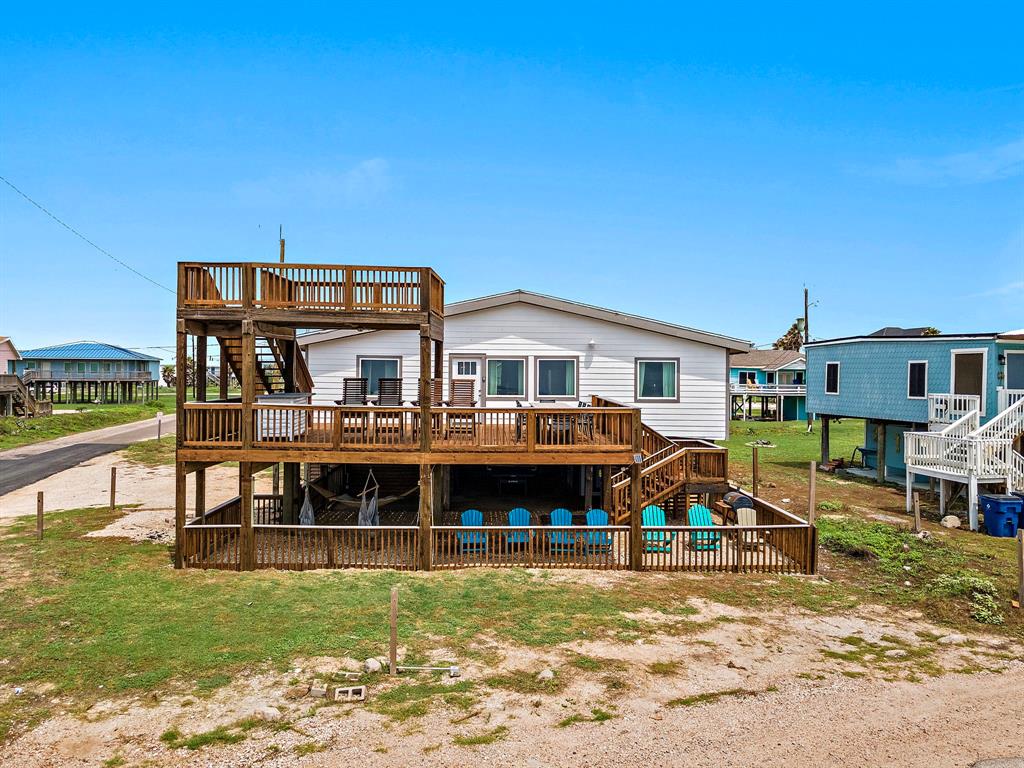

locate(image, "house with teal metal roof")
(12, 341), (161, 404)
(807, 328), (1024, 530)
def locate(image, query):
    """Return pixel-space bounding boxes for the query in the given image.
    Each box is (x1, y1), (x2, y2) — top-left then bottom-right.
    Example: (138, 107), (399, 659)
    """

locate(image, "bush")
(931, 572), (1004, 625)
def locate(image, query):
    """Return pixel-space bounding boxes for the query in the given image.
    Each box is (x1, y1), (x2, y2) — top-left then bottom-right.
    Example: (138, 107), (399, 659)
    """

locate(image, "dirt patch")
(7, 599), (1022, 767)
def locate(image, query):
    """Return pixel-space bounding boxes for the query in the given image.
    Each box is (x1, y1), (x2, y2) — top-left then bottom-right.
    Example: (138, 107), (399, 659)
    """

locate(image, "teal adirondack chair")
(585, 508), (612, 551)
(547, 507), (576, 550)
(456, 509), (488, 553)
(687, 504), (721, 551)
(642, 505), (676, 553)
(506, 507), (531, 546)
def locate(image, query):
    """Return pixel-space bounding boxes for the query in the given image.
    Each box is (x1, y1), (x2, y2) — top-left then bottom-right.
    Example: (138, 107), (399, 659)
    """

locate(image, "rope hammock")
(306, 470), (419, 510)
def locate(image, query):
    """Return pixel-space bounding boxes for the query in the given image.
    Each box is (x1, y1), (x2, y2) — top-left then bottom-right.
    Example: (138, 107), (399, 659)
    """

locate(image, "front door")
(952, 351), (986, 414)
(450, 357), (483, 404)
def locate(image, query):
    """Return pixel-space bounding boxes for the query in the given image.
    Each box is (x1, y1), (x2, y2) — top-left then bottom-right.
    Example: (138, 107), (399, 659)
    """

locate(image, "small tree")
(772, 321), (804, 351)
(161, 358), (195, 387)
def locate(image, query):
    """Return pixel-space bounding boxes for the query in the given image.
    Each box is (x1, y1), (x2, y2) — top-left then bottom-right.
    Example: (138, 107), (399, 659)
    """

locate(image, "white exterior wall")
(303, 304), (730, 440)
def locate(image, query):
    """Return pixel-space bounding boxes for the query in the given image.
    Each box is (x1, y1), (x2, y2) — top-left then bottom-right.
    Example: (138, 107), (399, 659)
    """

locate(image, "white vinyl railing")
(998, 388), (1024, 413)
(927, 393), (981, 430)
(970, 396), (1024, 441)
(729, 383), (806, 396)
(1010, 451), (1024, 493)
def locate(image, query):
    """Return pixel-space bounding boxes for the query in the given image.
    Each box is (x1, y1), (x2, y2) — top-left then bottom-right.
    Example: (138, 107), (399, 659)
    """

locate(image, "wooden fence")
(431, 526), (630, 570)
(253, 526), (420, 570)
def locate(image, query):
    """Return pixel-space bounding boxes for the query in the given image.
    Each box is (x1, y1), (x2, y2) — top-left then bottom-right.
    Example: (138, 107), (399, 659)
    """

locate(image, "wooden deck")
(179, 402), (640, 464)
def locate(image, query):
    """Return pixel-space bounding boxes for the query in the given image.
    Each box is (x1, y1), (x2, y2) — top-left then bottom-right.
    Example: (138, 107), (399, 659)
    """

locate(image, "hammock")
(307, 472), (418, 510)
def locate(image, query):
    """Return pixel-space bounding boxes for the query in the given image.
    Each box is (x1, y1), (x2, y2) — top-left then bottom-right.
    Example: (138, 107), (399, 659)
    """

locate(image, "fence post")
(629, 409), (643, 571)
(36, 491), (44, 539)
(807, 462), (817, 526)
(913, 492), (921, 533)
(110, 466), (117, 511)
(752, 445), (759, 498)
(389, 587), (399, 675)
(1017, 530), (1023, 609)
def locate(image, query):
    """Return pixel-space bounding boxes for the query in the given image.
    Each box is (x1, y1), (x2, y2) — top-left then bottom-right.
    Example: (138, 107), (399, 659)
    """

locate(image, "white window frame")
(907, 360), (928, 400)
(485, 357), (527, 399)
(536, 357), (578, 400)
(950, 348), (988, 416)
(1005, 350), (1024, 390)
(825, 361), (841, 395)
(635, 358), (679, 402)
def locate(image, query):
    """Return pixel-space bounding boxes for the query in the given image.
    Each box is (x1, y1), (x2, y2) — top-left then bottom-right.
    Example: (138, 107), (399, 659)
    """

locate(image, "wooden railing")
(641, 524), (813, 574)
(178, 262), (444, 317)
(181, 402), (637, 455)
(188, 496), (241, 525)
(253, 525), (419, 570)
(611, 446), (729, 520)
(180, 525), (241, 570)
(183, 403), (243, 447)
(253, 494), (282, 525)
(432, 526), (630, 570)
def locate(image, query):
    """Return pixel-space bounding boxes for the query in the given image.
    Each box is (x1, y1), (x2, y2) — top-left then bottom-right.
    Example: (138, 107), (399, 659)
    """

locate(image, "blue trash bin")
(980, 494), (1021, 538)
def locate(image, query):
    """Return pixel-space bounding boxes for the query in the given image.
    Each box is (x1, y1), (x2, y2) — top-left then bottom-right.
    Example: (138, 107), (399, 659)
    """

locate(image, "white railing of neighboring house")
(21, 369), (153, 382)
(997, 388), (1024, 414)
(1009, 450), (1024, 493)
(906, 409), (981, 477)
(927, 393), (981, 430)
(729, 383), (806, 396)
(970, 396), (1024, 442)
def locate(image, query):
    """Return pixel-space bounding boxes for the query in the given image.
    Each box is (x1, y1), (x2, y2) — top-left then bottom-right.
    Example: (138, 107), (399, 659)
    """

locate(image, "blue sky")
(2, 4), (1022, 363)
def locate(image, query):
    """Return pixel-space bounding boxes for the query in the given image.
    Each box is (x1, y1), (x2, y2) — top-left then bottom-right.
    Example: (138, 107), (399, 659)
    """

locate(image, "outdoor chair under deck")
(506, 507), (531, 549)
(585, 508), (612, 552)
(547, 508), (578, 552)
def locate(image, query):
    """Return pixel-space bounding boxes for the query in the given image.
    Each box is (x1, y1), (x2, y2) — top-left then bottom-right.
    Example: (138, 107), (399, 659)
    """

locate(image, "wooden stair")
(215, 336), (313, 396)
(0, 374), (53, 417)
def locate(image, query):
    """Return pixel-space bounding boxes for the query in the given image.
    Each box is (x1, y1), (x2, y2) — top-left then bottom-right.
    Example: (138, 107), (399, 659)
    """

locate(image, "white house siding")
(303, 304), (730, 440)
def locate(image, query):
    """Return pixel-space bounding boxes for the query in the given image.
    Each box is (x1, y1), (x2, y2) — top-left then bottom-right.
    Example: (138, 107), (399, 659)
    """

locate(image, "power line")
(0, 175), (176, 294)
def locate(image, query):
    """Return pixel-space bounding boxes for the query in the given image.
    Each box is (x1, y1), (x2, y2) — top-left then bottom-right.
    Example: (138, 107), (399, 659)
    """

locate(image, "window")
(487, 359), (525, 397)
(738, 370), (756, 385)
(907, 361), (928, 399)
(537, 358), (577, 398)
(456, 360), (477, 376)
(825, 362), (840, 394)
(636, 359), (678, 400)
(358, 357), (400, 396)
(766, 371), (776, 385)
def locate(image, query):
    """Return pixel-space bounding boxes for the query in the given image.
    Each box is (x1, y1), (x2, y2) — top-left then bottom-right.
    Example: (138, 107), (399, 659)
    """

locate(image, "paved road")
(0, 415), (176, 495)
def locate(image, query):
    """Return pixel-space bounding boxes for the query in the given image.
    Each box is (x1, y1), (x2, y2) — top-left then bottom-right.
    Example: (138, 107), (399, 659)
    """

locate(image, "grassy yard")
(2, 500), (1022, 743)
(0, 389), (176, 451)
(720, 417), (864, 484)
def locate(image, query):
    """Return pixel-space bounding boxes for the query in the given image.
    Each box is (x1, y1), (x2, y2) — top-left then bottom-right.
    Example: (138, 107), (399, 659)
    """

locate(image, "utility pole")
(804, 287), (812, 432)
(279, 225), (285, 263)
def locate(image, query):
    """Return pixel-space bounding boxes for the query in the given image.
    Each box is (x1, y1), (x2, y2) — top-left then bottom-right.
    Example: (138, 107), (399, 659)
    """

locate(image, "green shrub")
(931, 572), (1004, 625)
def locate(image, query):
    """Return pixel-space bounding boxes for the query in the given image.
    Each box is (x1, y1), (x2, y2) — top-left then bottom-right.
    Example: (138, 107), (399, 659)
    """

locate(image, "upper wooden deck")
(177, 262), (445, 333)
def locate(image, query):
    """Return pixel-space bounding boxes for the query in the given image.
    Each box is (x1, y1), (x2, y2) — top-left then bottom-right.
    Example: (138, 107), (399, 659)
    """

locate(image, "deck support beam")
(876, 423), (886, 483)
(174, 463), (186, 569)
(283, 463), (300, 524)
(418, 326), (433, 452)
(419, 463), (432, 571)
(629, 408), (643, 571)
(820, 416), (830, 465)
(240, 461), (255, 570)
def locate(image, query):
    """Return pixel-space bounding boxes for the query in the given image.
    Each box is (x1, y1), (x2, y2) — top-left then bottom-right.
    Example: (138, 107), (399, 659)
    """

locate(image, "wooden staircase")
(0, 374), (53, 417)
(609, 425), (729, 524)
(216, 336), (313, 396)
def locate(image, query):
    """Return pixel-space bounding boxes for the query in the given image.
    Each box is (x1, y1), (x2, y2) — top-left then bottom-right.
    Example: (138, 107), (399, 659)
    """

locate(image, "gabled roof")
(300, 289), (751, 352)
(18, 341), (160, 362)
(729, 349), (805, 371)
(0, 337), (20, 360)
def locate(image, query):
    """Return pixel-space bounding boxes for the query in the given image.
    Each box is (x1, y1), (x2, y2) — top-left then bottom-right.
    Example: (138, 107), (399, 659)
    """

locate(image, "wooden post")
(419, 329), (432, 452)
(389, 587), (398, 675)
(1017, 530), (1023, 609)
(36, 491), (44, 539)
(109, 466), (117, 511)
(629, 408), (643, 571)
(820, 416), (830, 465)
(241, 320), (255, 451)
(240, 462), (254, 570)
(602, 465), (614, 512)
(195, 335), (207, 403)
(913, 492), (921, 533)
(752, 445), (760, 498)
(418, 463), (432, 571)
(876, 423), (886, 483)
(219, 344), (229, 400)
(175, 320), (187, 449)
(807, 461), (816, 525)
(174, 464), (186, 568)
(583, 466), (594, 510)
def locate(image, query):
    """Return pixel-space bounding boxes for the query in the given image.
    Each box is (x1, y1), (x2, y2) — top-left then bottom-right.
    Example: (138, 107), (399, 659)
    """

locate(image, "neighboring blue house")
(806, 327), (1024, 529)
(730, 349), (807, 421)
(12, 341), (161, 404)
